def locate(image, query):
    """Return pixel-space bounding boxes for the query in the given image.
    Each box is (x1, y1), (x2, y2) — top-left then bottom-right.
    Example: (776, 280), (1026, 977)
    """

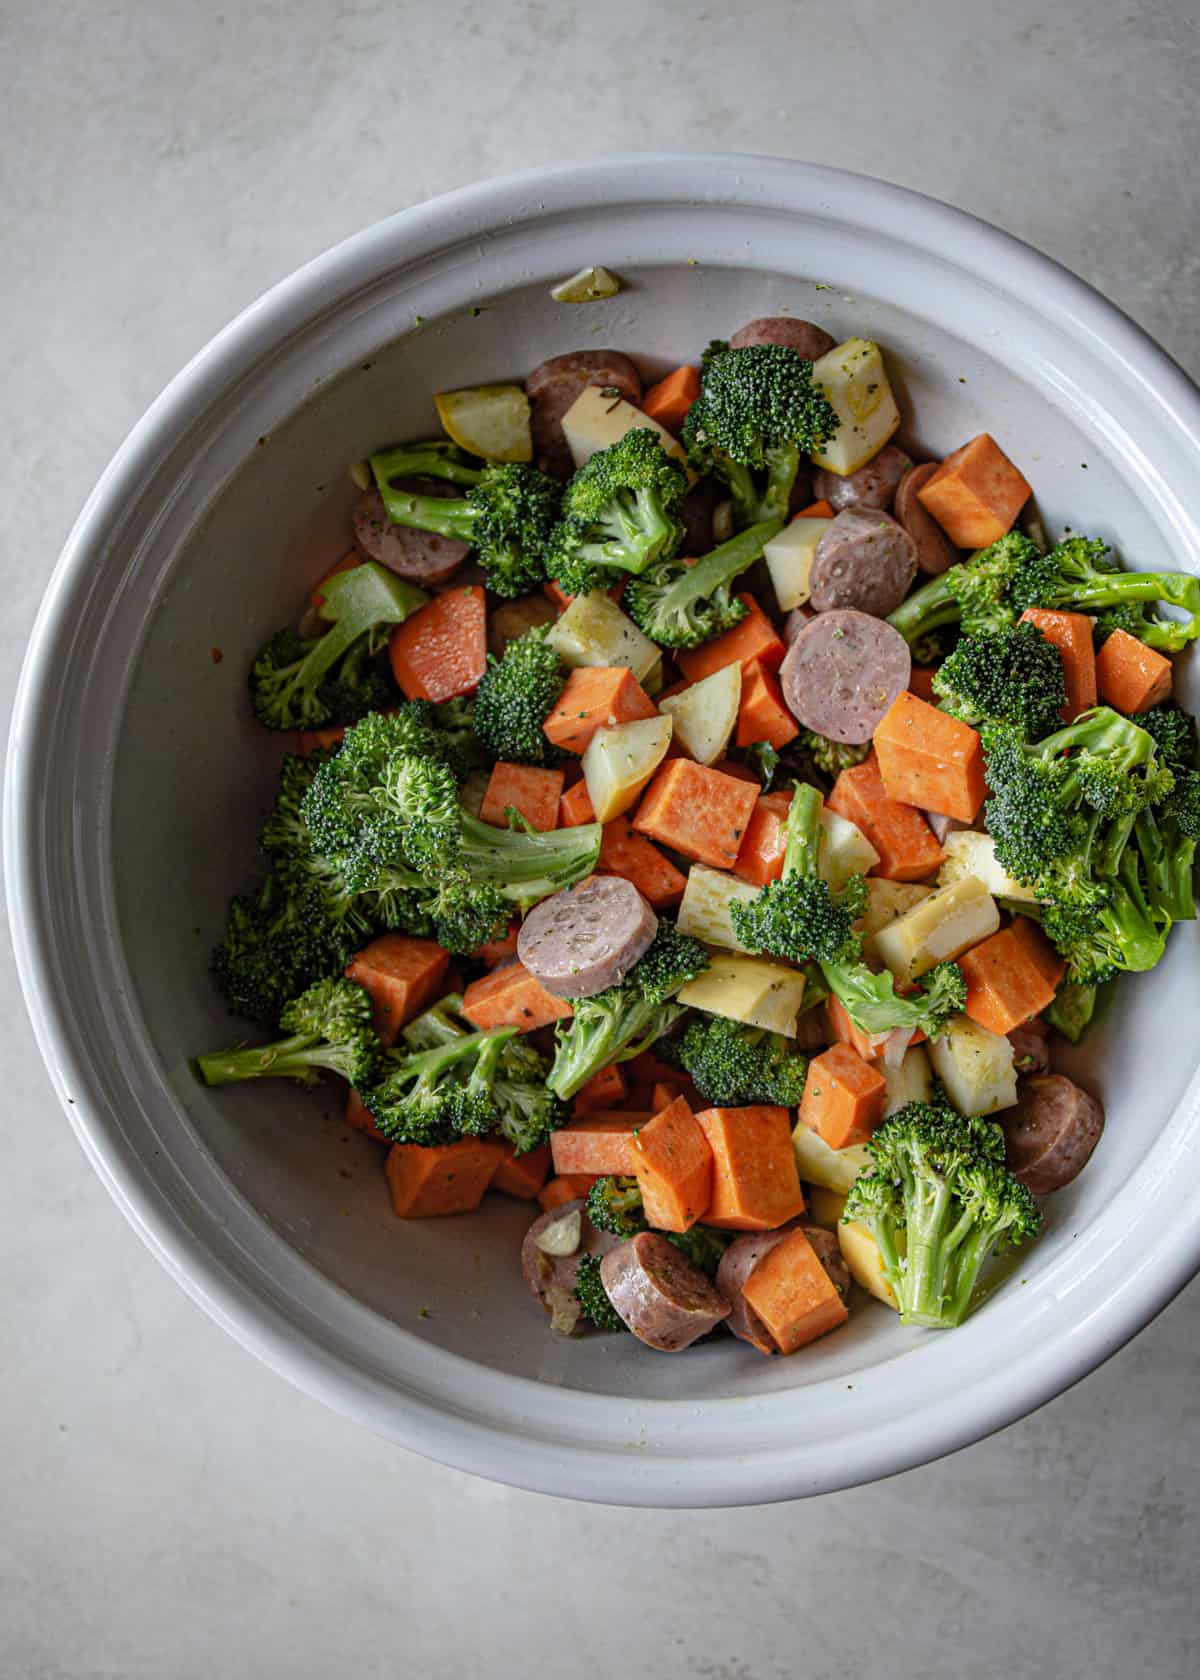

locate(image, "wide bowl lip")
(9, 152), (1200, 1506)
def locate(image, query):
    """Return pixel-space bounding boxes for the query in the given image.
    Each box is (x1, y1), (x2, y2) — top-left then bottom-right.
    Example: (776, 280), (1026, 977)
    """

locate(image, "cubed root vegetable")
(827, 755), (944, 882)
(928, 1014), (1018, 1116)
(558, 778), (598, 827)
(490, 1142), (552, 1200)
(597, 818), (688, 907)
(799, 1043), (888, 1150)
(344, 935), (450, 1046)
(809, 339), (901, 478)
(476, 921), (519, 967)
(385, 1137), (506, 1217)
(732, 792), (793, 886)
(346, 1086), (388, 1143)
(633, 759), (760, 869)
(1094, 627), (1173, 714)
(461, 962), (574, 1032)
(677, 595), (787, 683)
(870, 874), (1001, 983)
(1018, 608), (1097, 721)
(873, 691), (987, 823)
(958, 923), (1064, 1036)
(478, 762), (564, 831)
(651, 1080), (685, 1110)
(658, 663), (742, 765)
(675, 862), (761, 950)
(838, 1220), (899, 1309)
(695, 1106), (806, 1230)
(640, 364), (701, 432)
(389, 585), (487, 702)
(793, 499), (835, 519)
(582, 714), (674, 823)
(916, 433), (1031, 548)
(560, 385), (692, 477)
(741, 1228), (850, 1353)
(736, 658), (800, 749)
(545, 591), (659, 681)
(537, 1173), (599, 1212)
(543, 665), (658, 753)
(572, 1063), (629, 1114)
(549, 1115), (650, 1176)
(677, 953), (808, 1036)
(631, 1096), (714, 1232)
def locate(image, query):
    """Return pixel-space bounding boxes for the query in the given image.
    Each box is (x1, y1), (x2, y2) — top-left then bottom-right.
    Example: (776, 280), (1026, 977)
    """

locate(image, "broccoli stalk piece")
(681, 343), (840, 526)
(889, 532), (1200, 649)
(624, 519), (784, 650)
(932, 622), (1067, 739)
(471, 626), (567, 766)
(370, 446), (562, 598)
(573, 1253), (629, 1332)
(798, 730), (871, 780)
(250, 562), (427, 731)
(1131, 703), (1200, 924)
(195, 978), (381, 1089)
(659, 1015), (809, 1107)
(546, 921), (710, 1100)
(820, 957), (969, 1041)
(731, 782), (868, 962)
(363, 1023), (520, 1145)
(1046, 980), (1099, 1043)
(585, 1176), (734, 1277)
(843, 1101), (1041, 1329)
(547, 429), (689, 597)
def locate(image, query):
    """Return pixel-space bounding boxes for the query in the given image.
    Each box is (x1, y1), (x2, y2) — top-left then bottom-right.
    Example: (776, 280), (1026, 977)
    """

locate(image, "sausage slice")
(1007, 1020), (1051, 1078)
(525, 350), (642, 479)
(1001, 1074), (1104, 1195)
(728, 317), (837, 361)
(718, 1223), (850, 1354)
(779, 608), (912, 744)
(353, 489), (471, 585)
(894, 462), (960, 575)
(517, 877), (657, 1000)
(808, 508), (919, 618)
(521, 1201), (620, 1313)
(600, 1232), (732, 1351)
(812, 446), (913, 514)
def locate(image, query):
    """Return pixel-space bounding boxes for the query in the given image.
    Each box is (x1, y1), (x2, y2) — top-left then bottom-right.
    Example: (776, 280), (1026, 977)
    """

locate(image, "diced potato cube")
(838, 1220), (899, 1309)
(549, 265), (621, 303)
(560, 386), (693, 478)
(581, 715), (673, 823)
(547, 591), (660, 682)
(882, 1045), (932, 1117)
(809, 339), (902, 476)
(658, 664), (741, 765)
(938, 829), (1037, 903)
(929, 1014), (1018, 1116)
(678, 953), (808, 1035)
(791, 1116), (873, 1194)
(676, 865), (760, 951)
(819, 807), (880, 891)
(855, 879), (934, 949)
(872, 876), (1001, 984)
(806, 1185), (848, 1229)
(764, 517), (832, 610)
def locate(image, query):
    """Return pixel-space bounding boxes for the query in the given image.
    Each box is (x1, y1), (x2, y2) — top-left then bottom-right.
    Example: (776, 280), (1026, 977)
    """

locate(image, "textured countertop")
(4, 2), (1199, 1675)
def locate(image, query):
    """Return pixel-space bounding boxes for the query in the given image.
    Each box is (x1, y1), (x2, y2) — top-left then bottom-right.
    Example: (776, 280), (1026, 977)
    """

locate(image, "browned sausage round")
(812, 446), (913, 514)
(353, 489), (471, 585)
(525, 350), (642, 479)
(728, 317), (837, 361)
(801, 1226), (851, 1303)
(808, 508), (918, 617)
(600, 1231), (732, 1351)
(893, 462), (960, 576)
(1008, 1020), (1051, 1077)
(517, 876), (657, 1000)
(487, 593), (557, 660)
(781, 604), (815, 647)
(779, 609), (912, 743)
(521, 1201), (619, 1313)
(1001, 1074), (1104, 1195)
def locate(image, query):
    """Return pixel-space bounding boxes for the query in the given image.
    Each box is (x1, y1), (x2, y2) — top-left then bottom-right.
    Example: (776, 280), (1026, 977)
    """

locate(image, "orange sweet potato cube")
(543, 666), (658, 753)
(799, 1043), (888, 1149)
(677, 595), (786, 683)
(1019, 608), (1097, 720)
(916, 433), (1031, 548)
(549, 1115), (651, 1176)
(345, 934), (450, 1046)
(1095, 627), (1173, 715)
(490, 1142), (552, 1200)
(694, 1106), (806, 1231)
(633, 759), (760, 869)
(741, 1228), (850, 1353)
(572, 1063), (629, 1114)
(478, 762), (564, 831)
(537, 1173), (599, 1213)
(958, 924), (1063, 1036)
(736, 658), (800, 749)
(873, 690), (987, 823)
(461, 962), (574, 1033)
(826, 756), (944, 881)
(385, 1137), (506, 1217)
(558, 779), (597, 827)
(731, 791), (793, 886)
(597, 818), (688, 907)
(631, 1096), (714, 1233)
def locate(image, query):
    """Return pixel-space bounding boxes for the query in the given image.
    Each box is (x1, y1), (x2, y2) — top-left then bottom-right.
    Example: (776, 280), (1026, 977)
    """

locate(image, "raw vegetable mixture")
(195, 312), (1200, 1357)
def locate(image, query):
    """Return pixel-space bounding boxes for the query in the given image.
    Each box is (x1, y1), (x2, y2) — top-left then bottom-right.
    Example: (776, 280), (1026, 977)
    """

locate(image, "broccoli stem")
(666, 518), (784, 612)
(370, 443), (483, 489)
(375, 489), (479, 542)
(546, 999), (686, 1101)
(459, 809), (602, 909)
(196, 1033), (347, 1087)
(783, 782), (823, 878)
(886, 572), (960, 643)
(758, 442), (802, 523)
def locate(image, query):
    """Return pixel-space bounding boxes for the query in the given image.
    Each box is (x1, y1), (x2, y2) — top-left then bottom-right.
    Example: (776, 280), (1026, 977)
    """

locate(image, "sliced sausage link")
(716, 1226), (796, 1353)
(517, 877), (658, 1000)
(813, 446), (913, 514)
(353, 489), (471, 585)
(1008, 1021), (1052, 1078)
(894, 462), (961, 576)
(1001, 1074), (1104, 1195)
(808, 508), (918, 618)
(600, 1232), (732, 1352)
(525, 350), (642, 480)
(521, 1201), (620, 1313)
(728, 317), (837, 361)
(800, 1226), (851, 1303)
(779, 608), (912, 744)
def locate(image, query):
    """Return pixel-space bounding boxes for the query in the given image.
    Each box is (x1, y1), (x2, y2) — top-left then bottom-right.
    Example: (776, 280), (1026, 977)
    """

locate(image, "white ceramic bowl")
(9, 155), (1200, 1506)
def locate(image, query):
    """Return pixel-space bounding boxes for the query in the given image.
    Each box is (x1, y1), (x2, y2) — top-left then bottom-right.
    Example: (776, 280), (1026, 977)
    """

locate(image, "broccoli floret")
(363, 1022), (521, 1145)
(821, 958), (968, 1041)
(1046, 980), (1099, 1042)
(546, 921), (710, 1100)
(666, 1224), (735, 1278)
(548, 429), (689, 596)
(472, 627), (567, 765)
(932, 622), (1067, 739)
(890, 532), (1200, 649)
(1130, 701), (1199, 768)
(195, 978), (381, 1089)
(586, 1175), (646, 1238)
(211, 872), (360, 1028)
(430, 697), (491, 779)
(731, 783), (868, 962)
(799, 731), (871, 780)
(624, 519), (783, 649)
(573, 1252), (629, 1332)
(843, 1100), (1040, 1329)
(662, 1015), (809, 1106)
(250, 563), (426, 731)
(681, 343), (840, 525)
(370, 446), (562, 598)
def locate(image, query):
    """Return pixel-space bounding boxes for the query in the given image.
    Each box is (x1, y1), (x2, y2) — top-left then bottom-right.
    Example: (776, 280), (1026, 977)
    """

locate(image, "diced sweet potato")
(385, 1137), (505, 1217)
(346, 1086), (388, 1144)
(572, 1063), (629, 1114)
(550, 1115), (650, 1176)
(461, 962), (574, 1032)
(597, 818), (688, 907)
(695, 1106), (806, 1230)
(543, 666), (658, 753)
(630, 1096), (713, 1232)
(1095, 627), (1173, 714)
(741, 1227), (850, 1353)
(633, 759), (760, 869)
(388, 585), (487, 702)
(916, 433), (1031, 548)
(478, 762), (564, 831)
(537, 1173), (599, 1212)
(344, 935), (450, 1046)
(827, 756), (944, 882)
(798, 1043), (888, 1149)
(736, 658), (800, 749)
(558, 779), (597, 827)
(677, 595), (787, 683)
(491, 1142), (552, 1200)
(873, 691), (987, 824)
(731, 791), (793, 887)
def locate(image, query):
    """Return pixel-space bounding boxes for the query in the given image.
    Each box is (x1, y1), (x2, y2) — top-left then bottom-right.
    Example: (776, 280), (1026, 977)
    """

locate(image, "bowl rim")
(9, 152), (1200, 1506)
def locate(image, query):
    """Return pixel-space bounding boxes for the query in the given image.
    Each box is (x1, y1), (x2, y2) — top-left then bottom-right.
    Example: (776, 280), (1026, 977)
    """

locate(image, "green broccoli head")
(1130, 701), (1199, 768)
(586, 1175), (647, 1238)
(549, 429), (689, 596)
(573, 1252), (628, 1332)
(664, 1016), (809, 1107)
(624, 518), (782, 649)
(466, 462), (564, 598)
(196, 976), (381, 1089)
(472, 626), (567, 766)
(933, 622), (1067, 738)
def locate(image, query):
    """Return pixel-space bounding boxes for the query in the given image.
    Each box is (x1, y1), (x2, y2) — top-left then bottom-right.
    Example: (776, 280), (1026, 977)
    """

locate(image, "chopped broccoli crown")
(573, 1252), (628, 1332)
(799, 730), (871, 779)
(624, 519), (782, 649)
(586, 1175), (647, 1238)
(472, 626), (567, 765)
(549, 429), (689, 593)
(196, 977), (381, 1089)
(666, 1224), (735, 1278)
(820, 957), (967, 1041)
(1130, 701), (1199, 768)
(664, 1016), (809, 1106)
(362, 1022), (519, 1146)
(932, 622), (1067, 738)
(730, 781), (867, 962)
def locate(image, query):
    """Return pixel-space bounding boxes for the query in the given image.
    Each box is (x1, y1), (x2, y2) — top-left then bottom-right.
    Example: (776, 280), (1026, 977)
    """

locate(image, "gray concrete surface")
(3, 2), (1199, 1675)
